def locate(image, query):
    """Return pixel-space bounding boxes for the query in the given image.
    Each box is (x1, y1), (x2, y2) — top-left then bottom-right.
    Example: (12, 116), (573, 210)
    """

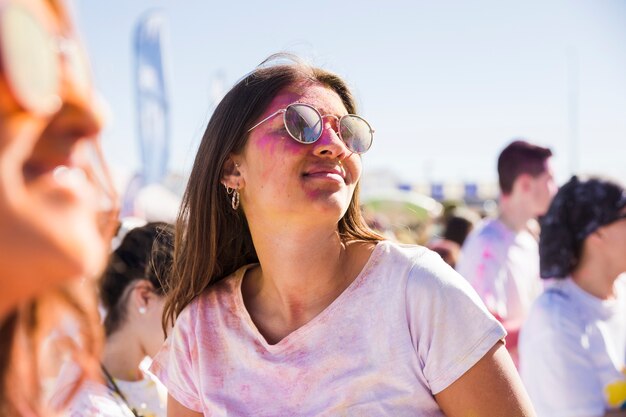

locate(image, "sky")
(74, 0), (626, 189)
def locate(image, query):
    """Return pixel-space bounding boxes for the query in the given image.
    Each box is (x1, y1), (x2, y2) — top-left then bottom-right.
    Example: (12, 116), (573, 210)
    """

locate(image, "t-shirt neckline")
(232, 240), (385, 353)
(563, 276), (623, 317)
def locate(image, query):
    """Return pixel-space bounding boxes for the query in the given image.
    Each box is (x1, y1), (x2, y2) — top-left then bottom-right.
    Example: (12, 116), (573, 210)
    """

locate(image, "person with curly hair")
(520, 176), (626, 416)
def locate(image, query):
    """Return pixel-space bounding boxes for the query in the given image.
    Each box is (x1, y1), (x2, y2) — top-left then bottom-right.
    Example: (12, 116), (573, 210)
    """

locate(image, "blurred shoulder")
(525, 279), (583, 333)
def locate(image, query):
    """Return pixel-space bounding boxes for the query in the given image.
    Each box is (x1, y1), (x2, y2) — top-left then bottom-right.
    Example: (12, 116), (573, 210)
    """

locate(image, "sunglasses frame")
(0, 2), (91, 116)
(247, 102), (374, 154)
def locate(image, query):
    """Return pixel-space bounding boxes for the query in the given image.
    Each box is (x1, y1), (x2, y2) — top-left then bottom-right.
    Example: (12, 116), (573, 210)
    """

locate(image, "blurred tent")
(361, 188), (443, 224)
(133, 183), (180, 223)
(360, 188), (443, 245)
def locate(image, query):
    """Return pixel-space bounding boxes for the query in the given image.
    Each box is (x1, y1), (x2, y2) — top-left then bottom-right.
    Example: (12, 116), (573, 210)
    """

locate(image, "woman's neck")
(253, 228), (348, 305)
(243, 223), (374, 340)
(571, 259), (620, 300)
(101, 326), (146, 381)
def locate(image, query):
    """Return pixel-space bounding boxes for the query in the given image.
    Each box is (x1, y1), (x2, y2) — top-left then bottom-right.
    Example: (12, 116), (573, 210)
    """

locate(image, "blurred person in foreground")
(0, 0), (118, 415)
(519, 176), (626, 417)
(150, 54), (536, 417)
(456, 139), (557, 366)
(50, 223), (173, 417)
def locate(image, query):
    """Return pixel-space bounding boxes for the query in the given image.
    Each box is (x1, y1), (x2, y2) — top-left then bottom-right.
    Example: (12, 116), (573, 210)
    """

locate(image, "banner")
(134, 10), (170, 185)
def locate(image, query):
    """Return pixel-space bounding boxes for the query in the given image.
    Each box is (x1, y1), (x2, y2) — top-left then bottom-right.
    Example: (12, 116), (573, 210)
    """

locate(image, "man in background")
(456, 140), (557, 366)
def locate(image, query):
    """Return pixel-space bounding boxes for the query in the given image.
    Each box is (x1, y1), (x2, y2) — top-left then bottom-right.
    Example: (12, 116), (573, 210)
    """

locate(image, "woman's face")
(599, 207), (626, 275)
(0, 0), (117, 302)
(234, 83), (362, 229)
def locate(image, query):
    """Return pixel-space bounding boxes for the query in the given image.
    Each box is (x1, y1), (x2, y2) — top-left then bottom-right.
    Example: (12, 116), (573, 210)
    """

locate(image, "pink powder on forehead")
(264, 82), (348, 118)
(247, 82), (350, 163)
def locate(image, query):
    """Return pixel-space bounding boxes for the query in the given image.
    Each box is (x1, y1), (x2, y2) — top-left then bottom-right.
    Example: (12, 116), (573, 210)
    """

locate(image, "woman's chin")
(25, 205), (109, 284)
(305, 194), (352, 222)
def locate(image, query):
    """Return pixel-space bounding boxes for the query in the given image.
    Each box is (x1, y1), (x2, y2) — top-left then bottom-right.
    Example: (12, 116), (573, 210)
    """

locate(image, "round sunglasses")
(0, 2), (92, 115)
(247, 103), (374, 154)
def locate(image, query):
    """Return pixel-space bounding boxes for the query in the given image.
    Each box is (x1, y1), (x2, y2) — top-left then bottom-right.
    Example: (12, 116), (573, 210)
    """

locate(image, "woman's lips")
(303, 165), (346, 182)
(303, 171), (345, 183)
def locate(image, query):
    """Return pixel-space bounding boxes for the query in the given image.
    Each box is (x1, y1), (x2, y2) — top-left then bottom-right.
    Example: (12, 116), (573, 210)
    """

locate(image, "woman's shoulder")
(373, 240), (471, 294)
(175, 264), (253, 327)
(392, 242), (500, 328)
(385, 241), (459, 281)
(373, 240), (430, 266)
(184, 265), (252, 307)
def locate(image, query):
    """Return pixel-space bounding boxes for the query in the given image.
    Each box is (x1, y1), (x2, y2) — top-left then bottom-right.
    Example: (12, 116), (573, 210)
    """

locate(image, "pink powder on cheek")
(248, 135), (286, 184)
(249, 133), (307, 188)
(254, 134), (277, 153)
(254, 132), (304, 156)
(305, 189), (323, 199)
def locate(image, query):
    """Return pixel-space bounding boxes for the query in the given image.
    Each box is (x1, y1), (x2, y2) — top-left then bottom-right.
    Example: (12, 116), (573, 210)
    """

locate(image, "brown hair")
(100, 222), (174, 337)
(163, 55), (382, 328)
(497, 139), (553, 195)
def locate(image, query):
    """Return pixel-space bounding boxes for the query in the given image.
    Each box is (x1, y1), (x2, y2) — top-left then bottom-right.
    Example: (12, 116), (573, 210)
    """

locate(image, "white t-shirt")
(49, 361), (167, 417)
(456, 218), (542, 326)
(151, 241), (505, 416)
(519, 275), (626, 417)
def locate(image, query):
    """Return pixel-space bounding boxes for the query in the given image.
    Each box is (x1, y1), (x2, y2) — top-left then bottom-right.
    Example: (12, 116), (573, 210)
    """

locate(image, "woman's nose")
(313, 117), (349, 158)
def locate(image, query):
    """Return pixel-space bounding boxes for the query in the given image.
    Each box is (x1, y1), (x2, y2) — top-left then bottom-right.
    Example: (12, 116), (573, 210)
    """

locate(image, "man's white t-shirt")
(456, 218), (542, 326)
(519, 275), (626, 417)
(151, 241), (505, 416)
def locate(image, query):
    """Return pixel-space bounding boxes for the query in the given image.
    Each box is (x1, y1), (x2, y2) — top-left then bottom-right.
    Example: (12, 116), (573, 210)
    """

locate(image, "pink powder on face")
(244, 83), (362, 198)
(247, 82), (349, 156)
(253, 133), (297, 156)
(304, 189), (323, 199)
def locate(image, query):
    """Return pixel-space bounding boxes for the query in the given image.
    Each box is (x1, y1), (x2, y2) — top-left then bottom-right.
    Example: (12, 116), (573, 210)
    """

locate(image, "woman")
(152, 55), (535, 416)
(519, 176), (626, 417)
(51, 223), (173, 417)
(0, 0), (118, 415)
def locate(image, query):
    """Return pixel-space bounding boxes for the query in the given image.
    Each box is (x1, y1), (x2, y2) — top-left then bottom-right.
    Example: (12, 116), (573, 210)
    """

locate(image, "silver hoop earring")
(224, 185), (235, 195)
(231, 188), (240, 210)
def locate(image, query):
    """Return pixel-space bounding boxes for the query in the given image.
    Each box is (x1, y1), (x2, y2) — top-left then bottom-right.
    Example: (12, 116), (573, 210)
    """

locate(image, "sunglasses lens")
(284, 104), (322, 144)
(340, 115), (373, 154)
(1, 5), (61, 115)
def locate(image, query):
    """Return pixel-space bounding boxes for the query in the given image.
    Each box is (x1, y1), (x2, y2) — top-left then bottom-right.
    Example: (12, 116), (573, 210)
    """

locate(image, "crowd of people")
(1, 0), (625, 416)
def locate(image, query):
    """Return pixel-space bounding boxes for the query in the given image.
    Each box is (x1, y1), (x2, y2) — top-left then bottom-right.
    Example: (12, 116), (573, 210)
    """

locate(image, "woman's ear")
(221, 155), (243, 189)
(131, 280), (155, 314)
